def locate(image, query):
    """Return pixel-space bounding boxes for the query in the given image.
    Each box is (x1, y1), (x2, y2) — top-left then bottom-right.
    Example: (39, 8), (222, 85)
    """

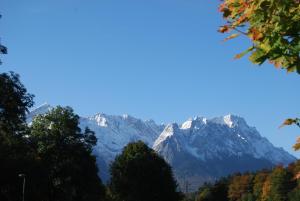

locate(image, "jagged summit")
(181, 116), (207, 130)
(179, 114), (249, 131)
(210, 114), (248, 128)
(153, 123), (180, 147)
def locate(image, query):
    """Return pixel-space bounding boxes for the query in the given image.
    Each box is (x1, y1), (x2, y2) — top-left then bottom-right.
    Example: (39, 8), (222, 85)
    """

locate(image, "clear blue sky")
(1, 0), (300, 157)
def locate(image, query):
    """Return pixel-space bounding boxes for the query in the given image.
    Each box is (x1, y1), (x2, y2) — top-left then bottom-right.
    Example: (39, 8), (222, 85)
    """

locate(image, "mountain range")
(27, 103), (296, 191)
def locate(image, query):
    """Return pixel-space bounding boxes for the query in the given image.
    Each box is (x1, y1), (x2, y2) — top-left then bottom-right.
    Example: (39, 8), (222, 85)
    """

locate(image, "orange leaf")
(279, 118), (297, 128)
(218, 25), (230, 33)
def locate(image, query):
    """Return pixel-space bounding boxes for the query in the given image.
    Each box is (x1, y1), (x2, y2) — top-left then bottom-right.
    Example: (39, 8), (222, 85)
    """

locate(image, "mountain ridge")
(27, 104), (296, 191)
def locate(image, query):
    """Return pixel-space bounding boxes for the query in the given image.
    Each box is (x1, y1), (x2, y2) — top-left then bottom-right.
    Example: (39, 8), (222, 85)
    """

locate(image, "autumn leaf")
(293, 138), (300, 151)
(234, 46), (254, 59)
(279, 118), (300, 128)
(279, 118), (297, 128)
(218, 25), (230, 33)
(218, 0), (300, 73)
(223, 33), (240, 42)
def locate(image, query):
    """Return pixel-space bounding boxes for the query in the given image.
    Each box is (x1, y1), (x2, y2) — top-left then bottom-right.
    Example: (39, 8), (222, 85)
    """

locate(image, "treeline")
(195, 161), (300, 201)
(0, 71), (182, 201)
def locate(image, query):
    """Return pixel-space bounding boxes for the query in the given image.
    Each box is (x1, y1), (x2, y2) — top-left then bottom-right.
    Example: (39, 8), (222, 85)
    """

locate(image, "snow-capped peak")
(224, 114), (234, 128)
(164, 123), (179, 133)
(210, 114), (248, 129)
(93, 113), (108, 127)
(153, 123), (179, 147)
(181, 118), (193, 129)
(181, 116), (207, 130)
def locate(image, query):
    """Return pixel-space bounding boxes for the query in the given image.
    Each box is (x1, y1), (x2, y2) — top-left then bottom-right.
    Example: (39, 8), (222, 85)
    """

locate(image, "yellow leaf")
(234, 46), (254, 59)
(223, 33), (240, 42)
(293, 138), (300, 151)
(287, 66), (296, 73)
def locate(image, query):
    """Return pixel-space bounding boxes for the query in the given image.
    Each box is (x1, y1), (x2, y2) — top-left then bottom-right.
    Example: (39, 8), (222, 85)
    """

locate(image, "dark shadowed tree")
(228, 173), (254, 201)
(196, 183), (214, 201)
(109, 141), (182, 201)
(252, 170), (269, 201)
(0, 72), (34, 134)
(196, 177), (229, 201)
(30, 106), (106, 201)
(0, 72), (34, 201)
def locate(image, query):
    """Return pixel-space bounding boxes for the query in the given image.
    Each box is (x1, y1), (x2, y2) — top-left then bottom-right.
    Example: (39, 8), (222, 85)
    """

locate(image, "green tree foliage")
(210, 178), (230, 201)
(0, 72), (34, 134)
(0, 72), (35, 201)
(0, 72), (106, 201)
(109, 141), (182, 201)
(218, 0), (300, 73)
(288, 188), (300, 201)
(196, 183), (213, 201)
(196, 178), (229, 201)
(30, 106), (106, 201)
(286, 157), (300, 200)
(228, 174), (253, 201)
(267, 166), (295, 201)
(252, 170), (269, 201)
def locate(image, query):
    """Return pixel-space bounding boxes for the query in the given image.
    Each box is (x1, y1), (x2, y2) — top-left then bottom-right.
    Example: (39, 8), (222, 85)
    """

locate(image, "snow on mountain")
(27, 104), (296, 190)
(160, 114), (295, 164)
(26, 103), (52, 123)
(153, 114), (296, 191)
(80, 113), (164, 180)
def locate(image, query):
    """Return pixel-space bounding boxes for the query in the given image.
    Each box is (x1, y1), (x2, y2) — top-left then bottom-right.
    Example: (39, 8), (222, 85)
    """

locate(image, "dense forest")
(193, 162), (300, 201)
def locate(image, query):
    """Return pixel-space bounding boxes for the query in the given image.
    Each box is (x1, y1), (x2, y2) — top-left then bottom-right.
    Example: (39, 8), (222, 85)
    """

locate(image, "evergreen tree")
(196, 183), (213, 201)
(228, 174), (254, 201)
(252, 170), (269, 201)
(210, 178), (230, 201)
(288, 188), (300, 201)
(196, 177), (229, 201)
(265, 166), (295, 201)
(109, 141), (182, 201)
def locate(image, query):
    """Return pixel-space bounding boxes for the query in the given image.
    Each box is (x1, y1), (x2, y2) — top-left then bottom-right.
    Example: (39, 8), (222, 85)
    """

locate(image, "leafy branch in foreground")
(218, 0), (300, 73)
(280, 118), (300, 151)
(218, 0), (300, 151)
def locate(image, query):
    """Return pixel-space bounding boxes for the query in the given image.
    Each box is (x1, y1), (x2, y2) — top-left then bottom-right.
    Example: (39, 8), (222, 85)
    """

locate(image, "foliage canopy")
(30, 106), (105, 201)
(219, 0), (300, 73)
(109, 141), (182, 201)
